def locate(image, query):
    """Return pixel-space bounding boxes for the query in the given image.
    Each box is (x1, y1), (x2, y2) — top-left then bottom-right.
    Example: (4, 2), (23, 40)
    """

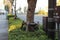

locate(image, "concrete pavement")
(0, 14), (8, 40)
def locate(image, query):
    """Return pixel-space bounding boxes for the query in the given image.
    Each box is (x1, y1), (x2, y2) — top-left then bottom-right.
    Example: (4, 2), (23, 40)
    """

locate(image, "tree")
(26, 0), (37, 31)
(5, 5), (9, 12)
(19, 7), (21, 11)
(14, 0), (17, 19)
(9, 0), (17, 19)
(24, 7), (27, 13)
(27, 0), (37, 23)
(9, 0), (14, 14)
(9, 0), (14, 5)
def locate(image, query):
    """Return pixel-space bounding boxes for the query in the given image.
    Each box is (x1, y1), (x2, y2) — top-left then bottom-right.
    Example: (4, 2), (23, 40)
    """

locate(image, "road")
(0, 14), (8, 40)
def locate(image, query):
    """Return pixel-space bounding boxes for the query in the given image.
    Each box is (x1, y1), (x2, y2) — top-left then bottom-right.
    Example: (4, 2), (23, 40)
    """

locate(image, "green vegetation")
(9, 28), (48, 40)
(8, 14), (23, 31)
(8, 15), (50, 40)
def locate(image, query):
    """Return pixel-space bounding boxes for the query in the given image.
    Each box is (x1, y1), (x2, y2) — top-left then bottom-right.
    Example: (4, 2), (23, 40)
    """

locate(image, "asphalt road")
(0, 14), (8, 40)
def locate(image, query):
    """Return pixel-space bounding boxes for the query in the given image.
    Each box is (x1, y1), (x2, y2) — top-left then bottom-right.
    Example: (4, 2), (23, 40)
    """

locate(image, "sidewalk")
(0, 15), (8, 40)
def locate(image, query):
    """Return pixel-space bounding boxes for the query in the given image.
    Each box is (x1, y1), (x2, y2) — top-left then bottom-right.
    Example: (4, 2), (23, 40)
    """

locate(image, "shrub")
(7, 15), (15, 17)
(7, 14), (15, 19)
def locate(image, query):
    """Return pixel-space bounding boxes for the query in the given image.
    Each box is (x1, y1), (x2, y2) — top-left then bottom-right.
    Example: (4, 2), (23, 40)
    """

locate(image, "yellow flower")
(8, 25), (16, 31)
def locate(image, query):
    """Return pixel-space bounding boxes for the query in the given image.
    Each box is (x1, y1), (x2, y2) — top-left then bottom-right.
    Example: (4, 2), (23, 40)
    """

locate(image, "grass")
(8, 15), (50, 40)
(8, 17), (23, 31)
(9, 28), (48, 40)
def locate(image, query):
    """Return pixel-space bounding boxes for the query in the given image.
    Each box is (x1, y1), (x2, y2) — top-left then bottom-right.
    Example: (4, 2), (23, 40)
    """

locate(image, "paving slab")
(0, 14), (8, 40)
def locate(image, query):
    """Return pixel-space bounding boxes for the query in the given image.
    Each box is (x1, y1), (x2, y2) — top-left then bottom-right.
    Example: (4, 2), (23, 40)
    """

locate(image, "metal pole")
(56, 22), (58, 31)
(55, 22), (58, 40)
(58, 23), (60, 40)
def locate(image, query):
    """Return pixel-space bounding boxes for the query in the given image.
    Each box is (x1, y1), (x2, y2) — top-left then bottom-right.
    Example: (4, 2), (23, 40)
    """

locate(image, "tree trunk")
(14, 0), (17, 19)
(26, 0), (37, 31)
(27, 0), (37, 23)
